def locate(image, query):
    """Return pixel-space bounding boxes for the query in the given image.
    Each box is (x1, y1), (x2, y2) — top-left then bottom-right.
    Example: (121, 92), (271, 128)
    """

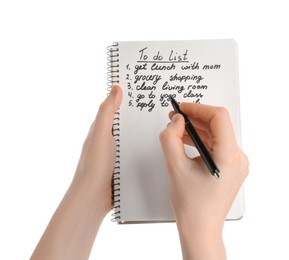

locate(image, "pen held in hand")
(169, 96), (220, 180)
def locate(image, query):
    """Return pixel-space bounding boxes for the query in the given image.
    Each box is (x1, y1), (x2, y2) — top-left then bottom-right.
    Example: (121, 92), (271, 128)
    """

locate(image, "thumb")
(94, 85), (122, 134)
(159, 114), (188, 170)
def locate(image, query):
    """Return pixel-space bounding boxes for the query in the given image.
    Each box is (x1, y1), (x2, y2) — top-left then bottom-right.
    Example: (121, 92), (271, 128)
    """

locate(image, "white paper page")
(114, 39), (244, 222)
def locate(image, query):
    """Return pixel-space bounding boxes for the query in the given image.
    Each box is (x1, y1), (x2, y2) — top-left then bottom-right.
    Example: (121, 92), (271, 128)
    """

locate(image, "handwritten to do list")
(123, 46), (222, 112)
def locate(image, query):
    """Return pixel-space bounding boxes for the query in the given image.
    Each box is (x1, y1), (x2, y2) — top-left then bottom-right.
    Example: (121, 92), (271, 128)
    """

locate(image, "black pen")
(170, 96), (220, 179)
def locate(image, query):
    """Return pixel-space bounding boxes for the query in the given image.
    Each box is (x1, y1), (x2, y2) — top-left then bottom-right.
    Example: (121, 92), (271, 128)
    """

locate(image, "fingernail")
(110, 85), (118, 96)
(171, 114), (179, 124)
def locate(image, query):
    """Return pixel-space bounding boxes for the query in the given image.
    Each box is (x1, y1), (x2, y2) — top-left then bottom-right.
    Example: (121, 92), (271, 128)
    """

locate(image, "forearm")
(31, 179), (109, 260)
(176, 217), (226, 260)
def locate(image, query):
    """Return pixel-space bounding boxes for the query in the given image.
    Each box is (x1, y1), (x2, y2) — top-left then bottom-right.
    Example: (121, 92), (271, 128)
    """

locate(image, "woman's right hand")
(159, 103), (249, 260)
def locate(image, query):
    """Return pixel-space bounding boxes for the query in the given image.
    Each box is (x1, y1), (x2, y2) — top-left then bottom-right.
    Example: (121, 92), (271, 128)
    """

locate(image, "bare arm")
(31, 86), (122, 260)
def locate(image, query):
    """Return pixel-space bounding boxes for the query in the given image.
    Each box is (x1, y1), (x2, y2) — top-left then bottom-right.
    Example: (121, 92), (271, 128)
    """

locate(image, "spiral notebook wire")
(107, 43), (121, 222)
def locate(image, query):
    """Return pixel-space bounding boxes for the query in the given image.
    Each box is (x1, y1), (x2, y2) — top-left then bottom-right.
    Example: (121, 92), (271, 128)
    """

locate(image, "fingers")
(182, 132), (212, 150)
(169, 110), (213, 140)
(159, 114), (190, 171)
(168, 110), (213, 150)
(169, 111), (211, 136)
(179, 103), (237, 152)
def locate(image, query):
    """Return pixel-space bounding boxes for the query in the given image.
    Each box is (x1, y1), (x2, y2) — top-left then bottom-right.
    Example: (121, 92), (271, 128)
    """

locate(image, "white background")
(0, 0), (288, 259)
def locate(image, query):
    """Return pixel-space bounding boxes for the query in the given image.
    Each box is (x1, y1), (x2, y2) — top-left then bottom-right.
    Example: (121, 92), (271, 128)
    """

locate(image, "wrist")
(179, 231), (225, 260)
(69, 177), (112, 219)
(178, 223), (225, 260)
(176, 216), (226, 260)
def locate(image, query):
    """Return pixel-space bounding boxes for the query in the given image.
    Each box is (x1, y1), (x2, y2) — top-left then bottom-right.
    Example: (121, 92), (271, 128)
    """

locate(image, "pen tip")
(213, 170), (221, 180)
(169, 95), (178, 106)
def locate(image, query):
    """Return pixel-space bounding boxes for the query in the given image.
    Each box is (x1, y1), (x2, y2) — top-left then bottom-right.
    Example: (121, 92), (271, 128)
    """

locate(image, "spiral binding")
(107, 43), (121, 222)
(107, 43), (120, 93)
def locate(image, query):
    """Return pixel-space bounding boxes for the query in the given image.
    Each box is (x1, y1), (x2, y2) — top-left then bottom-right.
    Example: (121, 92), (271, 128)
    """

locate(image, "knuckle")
(159, 127), (173, 142)
(215, 106), (230, 119)
(241, 152), (249, 177)
(98, 101), (108, 115)
(230, 149), (249, 178)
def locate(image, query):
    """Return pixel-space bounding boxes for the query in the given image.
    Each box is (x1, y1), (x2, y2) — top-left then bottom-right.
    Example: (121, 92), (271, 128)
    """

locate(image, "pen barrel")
(169, 96), (219, 177)
(184, 121), (219, 175)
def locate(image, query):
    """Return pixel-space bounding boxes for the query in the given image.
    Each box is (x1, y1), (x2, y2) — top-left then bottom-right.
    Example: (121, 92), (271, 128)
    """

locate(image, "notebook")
(107, 39), (245, 223)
